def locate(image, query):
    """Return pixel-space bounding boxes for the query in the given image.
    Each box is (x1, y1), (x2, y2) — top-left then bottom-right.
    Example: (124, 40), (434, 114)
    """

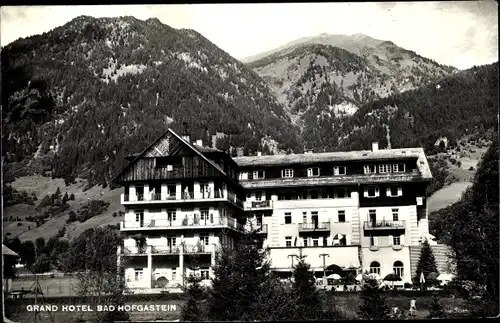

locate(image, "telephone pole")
(319, 253), (330, 286)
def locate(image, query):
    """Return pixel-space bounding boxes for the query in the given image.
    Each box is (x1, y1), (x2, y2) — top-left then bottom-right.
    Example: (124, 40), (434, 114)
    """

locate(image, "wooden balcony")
(363, 220), (406, 231)
(121, 190), (244, 209)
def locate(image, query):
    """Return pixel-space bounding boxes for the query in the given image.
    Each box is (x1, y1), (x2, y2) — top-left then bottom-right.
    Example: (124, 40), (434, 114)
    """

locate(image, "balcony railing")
(120, 216), (244, 231)
(122, 244), (217, 255)
(183, 244), (217, 254)
(364, 220), (406, 231)
(151, 245), (180, 254)
(298, 222), (331, 232)
(121, 190), (243, 208)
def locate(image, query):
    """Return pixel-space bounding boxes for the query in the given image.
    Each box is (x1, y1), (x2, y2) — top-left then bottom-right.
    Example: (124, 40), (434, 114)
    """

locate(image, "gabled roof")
(111, 129), (239, 187)
(3, 244), (19, 257)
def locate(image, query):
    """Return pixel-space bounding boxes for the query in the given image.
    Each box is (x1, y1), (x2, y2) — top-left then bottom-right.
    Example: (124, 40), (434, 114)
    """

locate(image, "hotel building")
(112, 128), (439, 293)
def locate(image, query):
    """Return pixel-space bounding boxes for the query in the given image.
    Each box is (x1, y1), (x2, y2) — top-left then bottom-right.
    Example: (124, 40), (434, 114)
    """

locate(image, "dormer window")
(364, 186), (380, 198)
(156, 156), (182, 169)
(282, 169), (294, 178)
(392, 163), (406, 173)
(307, 167), (320, 177)
(364, 165), (376, 174)
(333, 166), (346, 175)
(379, 164), (392, 173)
(253, 170), (265, 179)
(239, 172), (248, 180)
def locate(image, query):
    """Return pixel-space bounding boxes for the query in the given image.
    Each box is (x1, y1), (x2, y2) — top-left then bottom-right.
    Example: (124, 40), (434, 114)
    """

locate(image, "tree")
(32, 254), (51, 273)
(207, 230), (291, 321)
(35, 237), (46, 257)
(415, 239), (439, 287)
(63, 227), (129, 323)
(19, 240), (36, 268)
(62, 192), (69, 203)
(358, 278), (390, 320)
(181, 273), (207, 321)
(292, 252), (324, 319)
(69, 193), (75, 200)
(428, 293), (445, 318)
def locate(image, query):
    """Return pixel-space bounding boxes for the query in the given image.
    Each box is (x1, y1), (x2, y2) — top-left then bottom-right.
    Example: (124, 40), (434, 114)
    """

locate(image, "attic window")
(156, 156), (182, 168)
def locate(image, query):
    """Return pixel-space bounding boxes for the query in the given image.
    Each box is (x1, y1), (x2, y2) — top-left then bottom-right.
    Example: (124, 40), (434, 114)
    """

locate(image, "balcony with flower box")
(298, 222), (331, 234)
(363, 220), (406, 232)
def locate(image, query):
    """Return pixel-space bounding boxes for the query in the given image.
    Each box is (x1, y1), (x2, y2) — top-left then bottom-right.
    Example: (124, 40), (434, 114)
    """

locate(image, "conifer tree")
(181, 274), (207, 321)
(292, 252), (323, 319)
(416, 239), (439, 286)
(358, 278), (390, 320)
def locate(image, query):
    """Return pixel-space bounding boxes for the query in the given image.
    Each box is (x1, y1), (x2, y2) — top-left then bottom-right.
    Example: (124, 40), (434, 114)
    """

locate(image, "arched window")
(369, 261), (380, 275)
(393, 261), (404, 277)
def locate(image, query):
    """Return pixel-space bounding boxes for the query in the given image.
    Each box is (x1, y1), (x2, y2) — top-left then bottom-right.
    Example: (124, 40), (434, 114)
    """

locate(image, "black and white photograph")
(1, 2), (498, 322)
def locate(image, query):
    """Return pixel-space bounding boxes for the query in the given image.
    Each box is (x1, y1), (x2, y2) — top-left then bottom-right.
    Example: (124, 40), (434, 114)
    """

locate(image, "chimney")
(257, 151), (262, 156)
(181, 122), (190, 143)
(196, 139), (203, 146)
(372, 142), (379, 152)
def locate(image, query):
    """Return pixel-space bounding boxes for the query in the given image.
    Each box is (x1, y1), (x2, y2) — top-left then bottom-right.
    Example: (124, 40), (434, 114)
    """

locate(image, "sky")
(0, 2), (498, 70)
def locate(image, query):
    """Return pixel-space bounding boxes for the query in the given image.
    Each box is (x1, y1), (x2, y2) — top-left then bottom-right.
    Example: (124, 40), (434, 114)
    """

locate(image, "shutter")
(400, 234), (405, 245)
(363, 188), (368, 198)
(389, 234), (393, 245)
(386, 187), (391, 197)
(398, 186), (403, 196)
(375, 186), (380, 197)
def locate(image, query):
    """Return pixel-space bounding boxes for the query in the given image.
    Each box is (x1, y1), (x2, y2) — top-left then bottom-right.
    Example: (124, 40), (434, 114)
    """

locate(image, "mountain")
(246, 33), (457, 128)
(1, 15), (302, 189)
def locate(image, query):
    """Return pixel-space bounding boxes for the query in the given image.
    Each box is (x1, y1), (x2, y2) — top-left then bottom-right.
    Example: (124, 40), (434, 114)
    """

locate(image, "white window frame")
(379, 164), (392, 173)
(363, 164), (376, 174)
(364, 186), (380, 198)
(393, 235), (401, 246)
(285, 236), (292, 247)
(369, 262), (381, 275)
(253, 170), (265, 179)
(392, 208), (399, 221)
(282, 169), (294, 178)
(333, 166), (346, 175)
(200, 268), (210, 280)
(255, 191), (262, 201)
(167, 237), (176, 247)
(200, 235), (209, 245)
(387, 185), (403, 197)
(392, 163), (406, 173)
(303, 238), (308, 247)
(239, 172), (248, 180)
(307, 167), (320, 177)
(393, 262), (404, 277)
(312, 238), (319, 246)
(284, 212), (292, 224)
(134, 269), (144, 281)
(338, 210), (346, 223)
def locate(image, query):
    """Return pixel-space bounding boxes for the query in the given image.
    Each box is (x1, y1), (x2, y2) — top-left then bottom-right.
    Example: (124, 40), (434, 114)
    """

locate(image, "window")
(172, 270), (176, 281)
(379, 164), (392, 173)
(255, 191), (262, 201)
(156, 156), (182, 168)
(285, 236), (292, 247)
(200, 235), (209, 246)
(282, 169), (294, 178)
(338, 210), (346, 223)
(333, 166), (346, 175)
(307, 167), (320, 177)
(321, 190), (329, 199)
(392, 208), (399, 221)
(393, 163), (405, 173)
(369, 261), (381, 275)
(312, 238), (319, 247)
(134, 269), (144, 281)
(167, 210), (176, 222)
(387, 185), (402, 197)
(393, 235), (401, 246)
(200, 268), (210, 280)
(393, 261), (404, 277)
(239, 172), (248, 180)
(135, 210), (144, 222)
(302, 191), (308, 200)
(310, 190), (318, 199)
(167, 185), (176, 198)
(303, 238), (308, 247)
(253, 170), (265, 179)
(200, 209), (209, 221)
(369, 236), (375, 246)
(284, 213), (292, 224)
(364, 164), (376, 174)
(336, 187), (349, 198)
(365, 186), (379, 198)
(302, 212), (307, 223)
